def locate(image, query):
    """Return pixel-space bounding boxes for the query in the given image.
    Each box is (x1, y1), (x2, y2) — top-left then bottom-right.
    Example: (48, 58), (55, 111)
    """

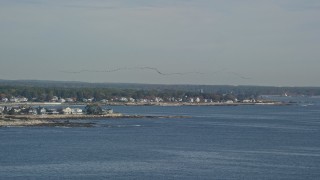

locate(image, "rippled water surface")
(1, 97), (320, 179)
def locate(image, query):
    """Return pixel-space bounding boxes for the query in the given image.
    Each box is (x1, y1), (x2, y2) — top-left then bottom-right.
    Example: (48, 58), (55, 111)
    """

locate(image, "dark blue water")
(1, 98), (320, 179)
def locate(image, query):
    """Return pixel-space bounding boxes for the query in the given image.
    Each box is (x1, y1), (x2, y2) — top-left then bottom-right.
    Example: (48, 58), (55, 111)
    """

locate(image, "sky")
(0, 0), (319, 86)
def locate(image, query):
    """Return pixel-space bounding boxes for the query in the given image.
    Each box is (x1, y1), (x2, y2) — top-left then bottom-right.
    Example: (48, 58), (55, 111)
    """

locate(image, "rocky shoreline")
(0, 114), (190, 127)
(0, 119), (51, 127)
(0, 119), (95, 128)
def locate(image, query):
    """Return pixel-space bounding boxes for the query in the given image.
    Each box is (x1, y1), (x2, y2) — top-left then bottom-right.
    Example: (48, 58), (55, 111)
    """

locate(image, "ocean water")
(1, 97), (320, 179)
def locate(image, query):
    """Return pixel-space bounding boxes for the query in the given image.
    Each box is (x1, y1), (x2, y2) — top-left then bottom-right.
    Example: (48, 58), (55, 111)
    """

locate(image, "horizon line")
(0, 78), (320, 88)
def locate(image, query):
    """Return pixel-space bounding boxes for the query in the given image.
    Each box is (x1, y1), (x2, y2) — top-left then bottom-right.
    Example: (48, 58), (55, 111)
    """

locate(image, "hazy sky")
(0, 0), (319, 86)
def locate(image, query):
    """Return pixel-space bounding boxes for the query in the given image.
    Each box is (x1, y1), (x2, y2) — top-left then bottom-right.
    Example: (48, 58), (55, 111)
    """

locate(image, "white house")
(37, 107), (47, 115)
(62, 107), (72, 114)
(154, 97), (163, 102)
(47, 108), (59, 115)
(243, 99), (256, 103)
(225, 100), (234, 104)
(102, 108), (113, 114)
(1, 98), (8, 102)
(28, 108), (37, 115)
(71, 108), (83, 115)
(10, 97), (19, 103)
(65, 98), (74, 103)
(51, 96), (59, 102)
(243, 99), (251, 103)
(139, 99), (148, 103)
(12, 106), (21, 113)
(120, 97), (128, 102)
(100, 99), (108, 103)
(59, 98), (66, 103)
(19, 97), (28, 102)
(129, 98), (135, 102)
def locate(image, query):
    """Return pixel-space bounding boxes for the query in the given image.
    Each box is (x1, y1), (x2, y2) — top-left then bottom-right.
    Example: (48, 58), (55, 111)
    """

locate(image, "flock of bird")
(59, 66), (251, 80)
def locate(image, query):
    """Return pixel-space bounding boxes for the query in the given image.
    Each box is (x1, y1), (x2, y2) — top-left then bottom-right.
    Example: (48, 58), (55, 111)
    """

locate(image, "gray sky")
(0, 0), (319, 86)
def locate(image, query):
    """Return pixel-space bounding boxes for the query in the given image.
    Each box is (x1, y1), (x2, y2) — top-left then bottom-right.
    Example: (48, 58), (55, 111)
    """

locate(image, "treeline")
(0, 86), (256, 102)
(1, 79), (320, 96)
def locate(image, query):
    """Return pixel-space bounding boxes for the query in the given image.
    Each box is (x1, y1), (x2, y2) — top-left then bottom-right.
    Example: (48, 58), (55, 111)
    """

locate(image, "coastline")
(0, 118), (95, 128)
(113, 102), (289, 106)
(0, 114), (190, 127)
(3, 113), (189, 120)
(0, 102), (289, 127)
(0, 119), (51, 127)
(0, 101), (290, 107)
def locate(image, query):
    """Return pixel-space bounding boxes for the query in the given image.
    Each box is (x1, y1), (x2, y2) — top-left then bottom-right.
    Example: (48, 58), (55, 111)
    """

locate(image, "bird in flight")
(59, 66), (205, 76)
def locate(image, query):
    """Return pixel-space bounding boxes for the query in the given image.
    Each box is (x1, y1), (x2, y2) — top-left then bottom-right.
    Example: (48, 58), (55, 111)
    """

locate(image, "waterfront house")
(51, 96), (59, 102)
(242, 99), (256, 103)
(11, 106), (21, 113)
(28, 108), (38, 115)
(19, 97), (28, 102)
(10, 97), (19, 103)
(102, 108), (113, 114)
(47, 108), (59, 115)
(5, 106), (12, 112)
(59, 98), (66, 103)
(37, 107), (47, 115)
(138, 99), (149, 103)
(62, 107), (72, 114)
(1, 98), (8, 103)
(154, 97), (163, 103)
(168, 97), (175, 102)
(71, 108), (83, 115)
(100, 99), (108, 103)
(225, 100), (234, 104)
(120, 97), (128, 102)
(19, 106), (29, 114)
(129, 98), (135, 102)
(65, 98), (74, 103)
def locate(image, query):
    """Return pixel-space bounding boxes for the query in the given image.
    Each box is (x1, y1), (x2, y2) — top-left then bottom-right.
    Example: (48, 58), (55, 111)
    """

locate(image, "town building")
(71, 108), (83, 115)
(61, 107), (72, 114)
(37, 107), (47, 115)
(1, 98), (8, 103)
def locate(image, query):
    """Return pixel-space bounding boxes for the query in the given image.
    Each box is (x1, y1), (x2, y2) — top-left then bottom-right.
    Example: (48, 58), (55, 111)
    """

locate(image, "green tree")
(84, 104), (102, 115)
